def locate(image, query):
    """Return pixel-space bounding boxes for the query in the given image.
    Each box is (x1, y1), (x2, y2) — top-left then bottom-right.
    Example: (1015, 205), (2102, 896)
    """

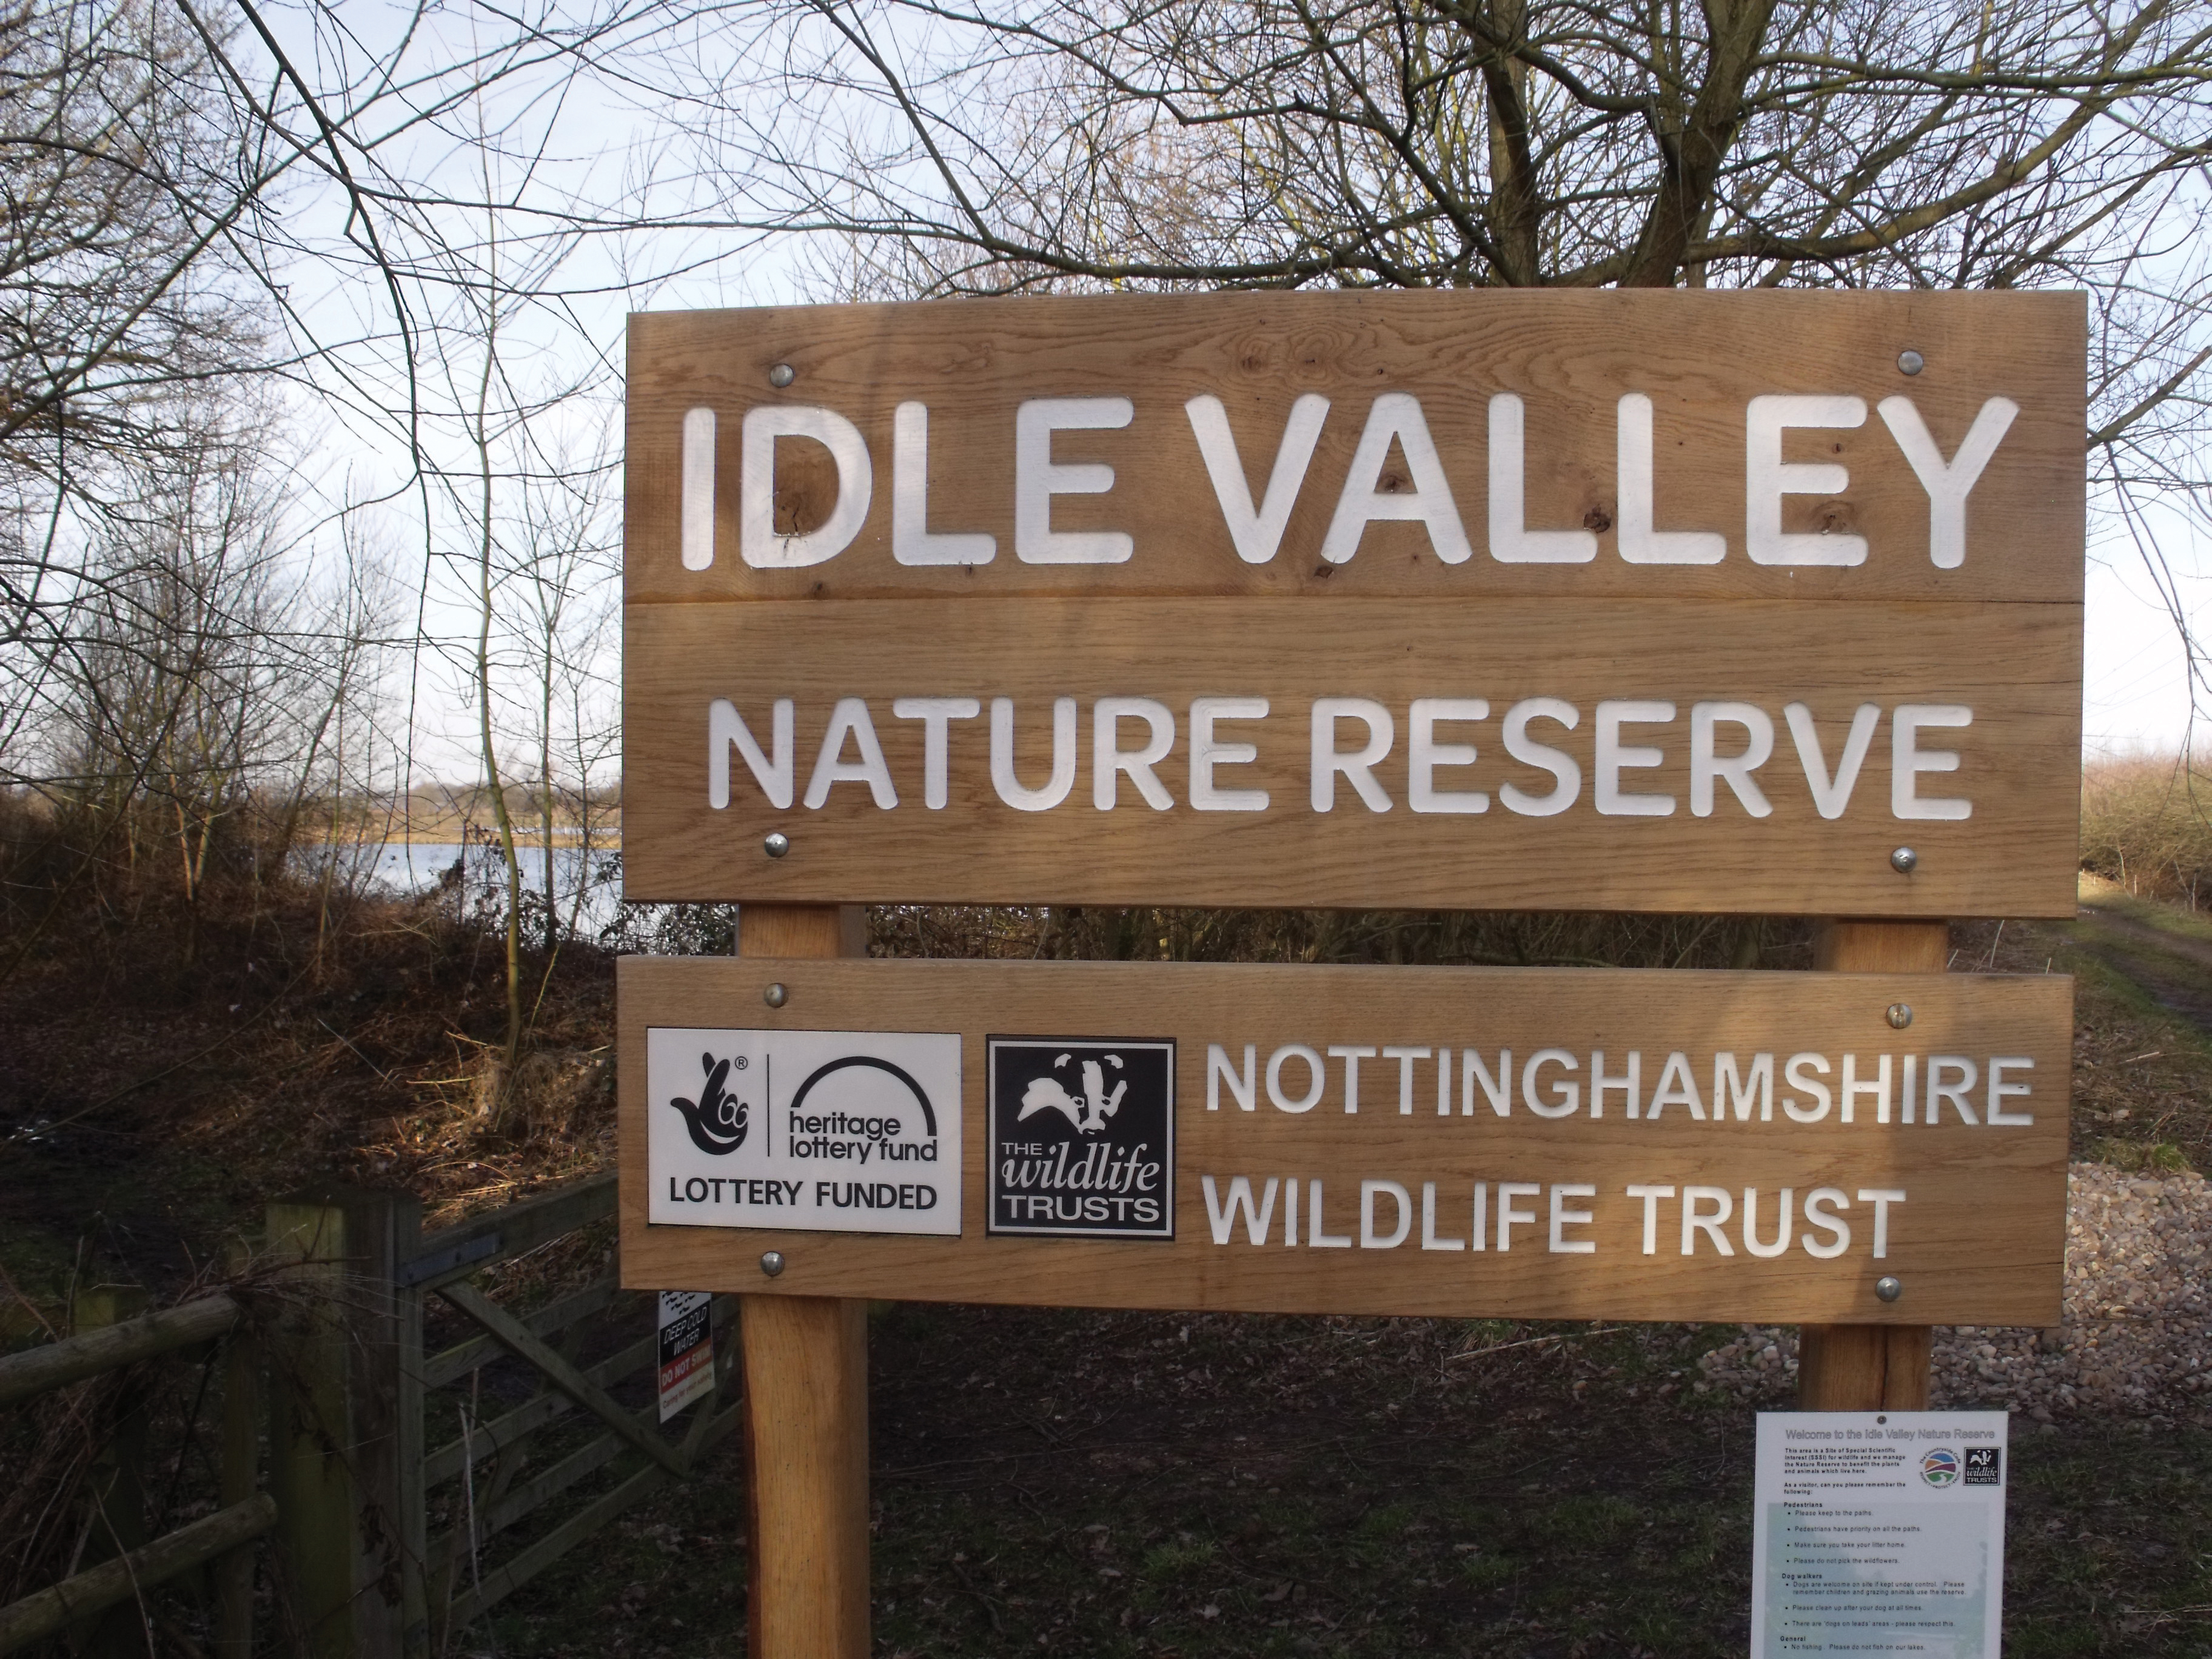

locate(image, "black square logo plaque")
(987, 1037), (1175, 1238)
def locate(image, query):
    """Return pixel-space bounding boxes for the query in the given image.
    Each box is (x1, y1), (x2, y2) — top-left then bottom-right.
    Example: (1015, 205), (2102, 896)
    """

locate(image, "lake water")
(306, 840), (628, 937)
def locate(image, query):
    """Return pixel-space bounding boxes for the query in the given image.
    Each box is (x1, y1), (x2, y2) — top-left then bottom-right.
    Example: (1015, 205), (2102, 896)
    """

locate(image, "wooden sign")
(618, 957), (2071, 1327)
(623, 290), (2083, 916)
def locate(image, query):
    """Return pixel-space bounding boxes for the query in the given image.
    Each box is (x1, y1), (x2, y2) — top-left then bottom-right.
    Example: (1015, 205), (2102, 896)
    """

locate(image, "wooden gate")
(1, 1171), (734, 1658)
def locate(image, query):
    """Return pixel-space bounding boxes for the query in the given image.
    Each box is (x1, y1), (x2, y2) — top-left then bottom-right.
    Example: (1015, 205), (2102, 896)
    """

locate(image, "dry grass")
(2080, 754), (2212, 909)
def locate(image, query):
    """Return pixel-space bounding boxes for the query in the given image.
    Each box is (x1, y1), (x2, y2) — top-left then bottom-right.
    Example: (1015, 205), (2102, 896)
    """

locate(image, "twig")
(315, 1014), (395, 1084)
(1444, 1326), (1627, 1363)
(946, 1554), (1005, 1635)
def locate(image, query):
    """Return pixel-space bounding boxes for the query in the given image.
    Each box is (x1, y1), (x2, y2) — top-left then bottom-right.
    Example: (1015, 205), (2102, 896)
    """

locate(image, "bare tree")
(16, 0), (2212, 979)
(615, 0), (2212, 709)
(513, 429), (619, 970)
(6, 386), (395, 959)
(0, 0), (274, 497)
(0, 0), (292, 848)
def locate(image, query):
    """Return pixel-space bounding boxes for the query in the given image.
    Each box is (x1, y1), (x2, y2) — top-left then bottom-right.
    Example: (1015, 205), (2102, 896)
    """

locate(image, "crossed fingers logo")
(668, 1051), (749, 1155)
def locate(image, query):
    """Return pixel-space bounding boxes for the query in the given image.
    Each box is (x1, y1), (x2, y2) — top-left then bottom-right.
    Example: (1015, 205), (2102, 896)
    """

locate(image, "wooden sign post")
(732, 904), (870, 1659)
(1804, 919), (1950, 1411)
(619, 290), (2085, 1654)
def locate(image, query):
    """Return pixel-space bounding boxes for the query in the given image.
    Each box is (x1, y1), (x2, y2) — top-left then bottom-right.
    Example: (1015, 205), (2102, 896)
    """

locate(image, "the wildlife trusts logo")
(988, 1037), (1173, 1238)
(668, 1050), (750, 1155)
(1019, 1053), (1129, 1134)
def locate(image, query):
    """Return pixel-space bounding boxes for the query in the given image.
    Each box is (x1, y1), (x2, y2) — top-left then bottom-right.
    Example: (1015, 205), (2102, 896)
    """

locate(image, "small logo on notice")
(668, 1051), (749, 1155)
(1920, 1447), (1961, 1487)
(988, 1037), (1173, 1238)
(1962, 1446), (2002, 1486)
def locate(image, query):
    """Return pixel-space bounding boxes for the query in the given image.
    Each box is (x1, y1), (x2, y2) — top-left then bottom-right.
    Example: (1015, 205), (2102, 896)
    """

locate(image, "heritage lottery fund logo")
(988, 1037), (1174, 1238)
(646, 1027), (961, 1235)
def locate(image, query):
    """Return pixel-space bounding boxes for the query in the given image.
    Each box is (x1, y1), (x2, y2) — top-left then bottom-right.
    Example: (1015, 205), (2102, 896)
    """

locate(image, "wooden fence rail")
(0, 1289), (264, 1658)
(0, 1294), (243, 1408)
(0, 1495), (276, 1655)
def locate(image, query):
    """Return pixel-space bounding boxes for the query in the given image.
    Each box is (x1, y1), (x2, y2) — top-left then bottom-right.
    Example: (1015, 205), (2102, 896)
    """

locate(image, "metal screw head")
(767, 363), (796, 388)
(760, 1250), (785, 1278)
(1886, 1002), (1914, 1030)
(1897, 350), (1925, 376)
(763, 982), (788, 1008)
(763, 831), (790, 859)
(1875, 1275), (1903, 1302)
(1889, 846), (1919, 874)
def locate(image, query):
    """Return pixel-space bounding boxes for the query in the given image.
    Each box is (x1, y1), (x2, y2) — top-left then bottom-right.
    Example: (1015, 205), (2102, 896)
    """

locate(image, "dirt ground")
(6, 881), (2212, 1655)
(467, 1303), (2212, 1658)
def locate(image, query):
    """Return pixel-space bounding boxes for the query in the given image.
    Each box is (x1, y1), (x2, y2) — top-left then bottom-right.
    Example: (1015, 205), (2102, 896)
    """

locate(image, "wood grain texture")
(740, 1295), (870, 1659)
(1815, 920), (1951, 973)
(736, 903), (870, 1659)
(1798, 1324), (1934, 1410)
(1799, 917), (1942, 1410)
(626, 290), (2084, 605)
(618, 957), (2071, 1326)
(737, 903), (849, 957)
(622, 596), (2082, 915)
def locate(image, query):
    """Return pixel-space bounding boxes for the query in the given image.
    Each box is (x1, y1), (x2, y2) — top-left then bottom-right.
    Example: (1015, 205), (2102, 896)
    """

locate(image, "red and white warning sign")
(656, 1290), (715, 1422)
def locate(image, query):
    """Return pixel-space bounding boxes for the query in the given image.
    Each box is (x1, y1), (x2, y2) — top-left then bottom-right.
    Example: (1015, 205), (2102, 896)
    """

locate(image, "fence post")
(265, 1186), (424, 1658)
(739, 903), (871, 1659)
(215, 1293), (260, 1659)
(396, 1242), (427, 1659)
(72, 1284), (151, 1658)
(1798, 920), (1943, 1411)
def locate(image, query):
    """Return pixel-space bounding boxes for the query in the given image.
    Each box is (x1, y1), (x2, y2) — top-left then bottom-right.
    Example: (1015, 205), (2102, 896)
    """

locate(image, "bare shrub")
(872, 904), (1808, 971)
(2080, 756), (2212, 908)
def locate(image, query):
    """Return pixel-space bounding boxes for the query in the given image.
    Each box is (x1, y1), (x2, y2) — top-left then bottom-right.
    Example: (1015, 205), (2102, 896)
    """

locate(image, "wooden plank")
(0, 1295), (239, 1407)
(618, 956), (2071, 1327)
(69, 1287), (149, 1659)
(437, 1284), (688, 1476)
(263, 1188), (418, 1659)
(620, 596), (2080, 916)
(429, 1319), (732, 1555)
(444, 1459), (663, 1630)
(421, 1333), (655, 1488)
(421, 1277), (626, 1391)
(743, 1296), (870, 1659)
(1799, 1324), (1934, 1410)
(626, 290), (2083, 606)
(737, 903), (873, 1659)
(0, 1495), (276, 1656)
(441, 1405), (740, 1631)
(431, 1420), (637, 1561)
(454, 1422), (632, 1549)
(1798, 918), (1945, 1410)
(215, 1314), (258, 1659)
(392, 1207), (429, 1655)
(407, 1174), (616, 1292)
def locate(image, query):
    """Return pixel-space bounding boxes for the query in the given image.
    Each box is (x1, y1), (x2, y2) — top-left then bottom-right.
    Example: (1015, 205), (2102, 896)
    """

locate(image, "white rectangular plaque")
(646, 1025), (962, 1234)
(1752, 1410), (2008, 1658)
(655, 1290), (714, 1422)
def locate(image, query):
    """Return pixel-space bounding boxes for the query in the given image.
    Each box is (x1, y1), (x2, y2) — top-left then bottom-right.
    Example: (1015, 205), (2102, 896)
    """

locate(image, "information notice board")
(1752, 1411), (2009, 1658)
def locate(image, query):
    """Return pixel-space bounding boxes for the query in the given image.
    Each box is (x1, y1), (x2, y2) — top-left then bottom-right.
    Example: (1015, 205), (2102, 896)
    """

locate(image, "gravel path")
(1694, 1161), (2212, 1425)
